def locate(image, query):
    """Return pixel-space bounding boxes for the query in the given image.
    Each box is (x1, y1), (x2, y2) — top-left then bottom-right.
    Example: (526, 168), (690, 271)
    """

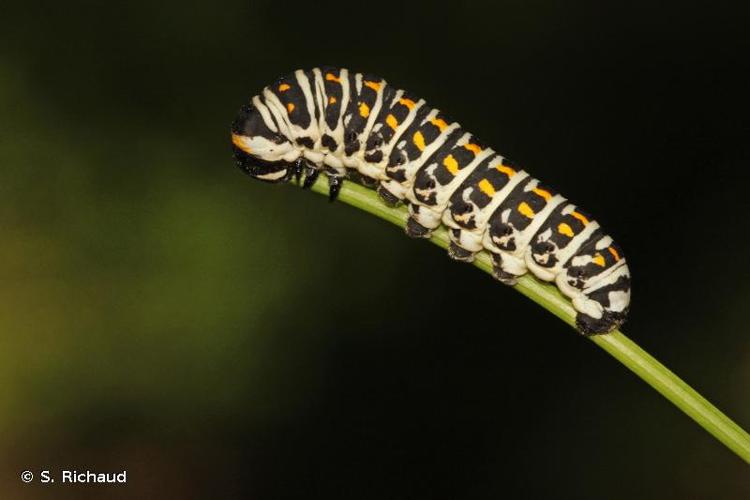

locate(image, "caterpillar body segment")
(231, 67), (631, 334)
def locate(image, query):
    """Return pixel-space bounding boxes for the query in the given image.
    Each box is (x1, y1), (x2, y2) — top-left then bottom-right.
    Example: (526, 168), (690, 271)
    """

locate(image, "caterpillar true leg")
(291, 158), (303, 184)
(326, 172), (343, 201)
(301, 164), (319, 190)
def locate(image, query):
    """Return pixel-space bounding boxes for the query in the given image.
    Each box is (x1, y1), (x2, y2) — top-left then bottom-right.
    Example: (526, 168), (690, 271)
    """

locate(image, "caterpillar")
(231, 67), (631, 335)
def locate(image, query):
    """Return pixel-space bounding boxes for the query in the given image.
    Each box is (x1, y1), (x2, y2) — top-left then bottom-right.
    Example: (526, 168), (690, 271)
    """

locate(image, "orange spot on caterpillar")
(558, 222), (574, 237)
(326, 72), (342, 83)
(364, 80), (381, 92)
(278, 83), (291, 92)
(413, 131), (426, 151)
(464, 143), (482, 154)
(329, 96), (337, 104)
(286, 103), (295, 113)
(399, 98), (416, 109)
(359, 102), (370, 118)
(518, 202), (535, 218)
(496, 165), (516, 177)
(429, 117), (448, 131)
(571, 211), (590, 225)
(231, 133), (252, 154)
(386, 114), (398, 130)
(592, 253), (606, 267)
(478, 179), (495, 196)
(443, 154), (459, 175)
(532, 187), (552, 201)
(608, 246), (621, 261)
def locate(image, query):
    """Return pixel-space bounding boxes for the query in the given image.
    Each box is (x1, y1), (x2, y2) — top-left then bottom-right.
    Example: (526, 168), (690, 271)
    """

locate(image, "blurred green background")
(1, 1), (748, 498)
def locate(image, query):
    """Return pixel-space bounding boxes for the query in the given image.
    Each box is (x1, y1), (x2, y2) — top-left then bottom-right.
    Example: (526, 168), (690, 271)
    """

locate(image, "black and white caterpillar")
(231, 67), (631, 334)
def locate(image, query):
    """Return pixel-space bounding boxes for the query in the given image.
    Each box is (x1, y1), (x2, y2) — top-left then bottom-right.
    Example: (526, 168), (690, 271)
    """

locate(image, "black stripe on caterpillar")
(231, 67), (631, 335)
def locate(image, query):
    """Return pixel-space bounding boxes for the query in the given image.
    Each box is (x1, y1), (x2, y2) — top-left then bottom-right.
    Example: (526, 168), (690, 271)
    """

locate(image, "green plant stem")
(306, 176), (750, 464)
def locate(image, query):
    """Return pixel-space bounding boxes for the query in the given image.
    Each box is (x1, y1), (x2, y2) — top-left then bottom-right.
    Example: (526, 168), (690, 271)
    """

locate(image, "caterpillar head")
(231, 103), (298, 182)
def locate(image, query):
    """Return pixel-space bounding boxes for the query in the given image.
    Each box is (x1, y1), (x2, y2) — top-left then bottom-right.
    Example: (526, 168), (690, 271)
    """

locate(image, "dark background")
(1, 1), (748, 498)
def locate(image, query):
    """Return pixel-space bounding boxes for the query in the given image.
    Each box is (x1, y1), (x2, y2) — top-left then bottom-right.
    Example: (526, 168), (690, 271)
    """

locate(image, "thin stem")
(305, 176), (750, 464)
